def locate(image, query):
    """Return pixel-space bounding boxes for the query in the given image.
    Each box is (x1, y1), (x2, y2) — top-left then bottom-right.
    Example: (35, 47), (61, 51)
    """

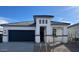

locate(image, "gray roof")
(51, 21), (70, 25)
(1, 21), (35, 27)
(68, 23), (79, 28)
(33, 15), (54, 18)
(1, 21), (70, 26)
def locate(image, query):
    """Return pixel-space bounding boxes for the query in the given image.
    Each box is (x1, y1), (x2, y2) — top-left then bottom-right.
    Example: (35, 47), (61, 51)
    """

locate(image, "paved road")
(0, 42), (34, 52)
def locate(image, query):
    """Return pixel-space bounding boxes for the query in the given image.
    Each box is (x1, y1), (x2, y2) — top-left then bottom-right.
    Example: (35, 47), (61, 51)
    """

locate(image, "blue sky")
(0, 6), (79, 24)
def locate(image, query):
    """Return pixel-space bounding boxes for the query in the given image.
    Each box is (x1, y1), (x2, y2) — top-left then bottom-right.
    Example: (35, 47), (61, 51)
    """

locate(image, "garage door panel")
(9, 30), (35, 42)
(0, 34), (2, 42)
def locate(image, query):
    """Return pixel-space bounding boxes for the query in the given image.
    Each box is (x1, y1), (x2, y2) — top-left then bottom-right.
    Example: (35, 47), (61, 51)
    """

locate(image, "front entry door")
(40, 27), (44, 42)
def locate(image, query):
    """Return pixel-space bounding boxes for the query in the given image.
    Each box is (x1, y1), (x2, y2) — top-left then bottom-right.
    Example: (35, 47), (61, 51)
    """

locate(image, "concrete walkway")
(51, 44), (71, 52)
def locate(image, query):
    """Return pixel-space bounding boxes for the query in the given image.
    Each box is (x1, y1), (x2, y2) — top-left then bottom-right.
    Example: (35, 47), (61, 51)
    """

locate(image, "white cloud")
(53, 17), (74, 25)
(0, 20), (8, 24)
(0, 17), (10, 31)
(0, 17), (10, 24)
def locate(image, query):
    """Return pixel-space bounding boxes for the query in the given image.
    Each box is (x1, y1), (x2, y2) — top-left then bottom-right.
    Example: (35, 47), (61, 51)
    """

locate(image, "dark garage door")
(8, 30), (35, 42)
(0, 34), (2, 42)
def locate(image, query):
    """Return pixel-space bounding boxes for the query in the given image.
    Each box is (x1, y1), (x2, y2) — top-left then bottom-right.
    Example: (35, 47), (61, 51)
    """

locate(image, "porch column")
(62, 27), (68, 43)
(35, 26), (40, 43)
(45, 25), (53, 43)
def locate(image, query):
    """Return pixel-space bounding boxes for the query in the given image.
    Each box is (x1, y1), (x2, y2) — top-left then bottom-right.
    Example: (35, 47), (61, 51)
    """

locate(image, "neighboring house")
(1, 15), (70, 43)
(68, 23), (79, 41)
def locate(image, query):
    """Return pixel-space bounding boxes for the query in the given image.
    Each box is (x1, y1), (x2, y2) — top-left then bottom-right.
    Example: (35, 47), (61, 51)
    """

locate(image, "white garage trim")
(3, 26), (35, 30)
(3, 26), (35, 42)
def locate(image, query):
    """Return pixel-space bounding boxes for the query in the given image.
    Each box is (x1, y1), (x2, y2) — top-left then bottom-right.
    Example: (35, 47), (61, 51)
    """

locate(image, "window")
(46, 20), (47, 24)
(42, 20), (44, 24)
(53, 29), (56, 37)
(39, 19), (47, 24)
(39, 20), (41, 24)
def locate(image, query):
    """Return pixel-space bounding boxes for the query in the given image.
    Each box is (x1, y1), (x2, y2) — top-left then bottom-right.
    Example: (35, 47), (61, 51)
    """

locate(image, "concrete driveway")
(0, 42), (34, 52)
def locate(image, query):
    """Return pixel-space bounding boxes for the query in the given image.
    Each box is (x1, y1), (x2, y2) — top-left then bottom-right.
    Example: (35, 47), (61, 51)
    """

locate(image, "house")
(68, 23), (79, 41)
(1, 15), (70, 43)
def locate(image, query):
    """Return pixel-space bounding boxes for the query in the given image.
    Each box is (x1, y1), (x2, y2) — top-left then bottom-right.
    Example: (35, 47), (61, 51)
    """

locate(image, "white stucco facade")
(35, 17), (53, 43)
(51, 25), (69, 43)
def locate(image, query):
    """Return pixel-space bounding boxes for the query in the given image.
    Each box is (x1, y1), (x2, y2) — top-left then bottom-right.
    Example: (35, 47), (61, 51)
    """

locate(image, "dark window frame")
(53, 29), (57, 37)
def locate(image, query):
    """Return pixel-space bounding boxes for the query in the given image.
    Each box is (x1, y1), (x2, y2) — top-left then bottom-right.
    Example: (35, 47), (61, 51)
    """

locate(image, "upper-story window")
(42, 20), (44, 24)
(39, 19), (48, 24)
(39, 20), (41, 24)
(46, 20), (47, 24)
